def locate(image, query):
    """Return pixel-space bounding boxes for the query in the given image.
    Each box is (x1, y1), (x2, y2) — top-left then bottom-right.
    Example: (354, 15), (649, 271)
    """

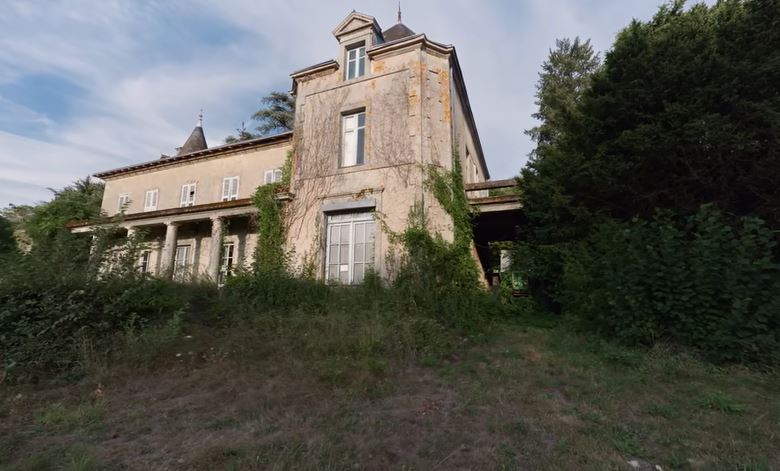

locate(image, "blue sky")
(0, 0), (707, 207)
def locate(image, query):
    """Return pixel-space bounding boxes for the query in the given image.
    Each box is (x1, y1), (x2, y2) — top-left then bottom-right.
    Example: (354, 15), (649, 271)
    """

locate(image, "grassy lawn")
(1, 316), (777, 470)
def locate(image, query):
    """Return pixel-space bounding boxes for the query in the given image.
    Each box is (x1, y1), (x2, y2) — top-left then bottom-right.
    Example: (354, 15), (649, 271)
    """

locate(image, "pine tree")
(225, 91), (295, 143)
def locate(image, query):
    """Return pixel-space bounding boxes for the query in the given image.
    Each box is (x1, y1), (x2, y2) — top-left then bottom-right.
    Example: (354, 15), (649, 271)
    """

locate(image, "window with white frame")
(221, 176), (239, 201)
(264, 169), (283, 184)
(139, 250), (152, 274)
(345, 43), (366, 80)
(117, 194), (130, 213)
(174, 245), (190, 280)
(143, 189), (158, 211)
(325, 211), (375, 284)
(218, 242), (235, 286)
(342, 111), (366, 167)
(180, 183), (197, 207)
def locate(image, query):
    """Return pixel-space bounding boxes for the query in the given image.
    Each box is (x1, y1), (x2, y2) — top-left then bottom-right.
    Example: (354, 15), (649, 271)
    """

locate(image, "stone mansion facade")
(72, 11), (492, 284)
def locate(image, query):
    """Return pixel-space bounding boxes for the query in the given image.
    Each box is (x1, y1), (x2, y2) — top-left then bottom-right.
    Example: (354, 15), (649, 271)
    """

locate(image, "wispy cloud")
(0, 0), (700, 207)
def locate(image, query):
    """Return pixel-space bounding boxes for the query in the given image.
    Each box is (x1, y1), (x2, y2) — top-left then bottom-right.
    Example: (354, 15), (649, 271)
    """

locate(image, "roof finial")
(197, 108), (203, 127)
(397, 1), (401, 23)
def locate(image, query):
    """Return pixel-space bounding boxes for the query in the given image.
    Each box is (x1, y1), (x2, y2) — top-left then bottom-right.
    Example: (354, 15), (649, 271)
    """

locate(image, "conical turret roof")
(176, 121), (208, 156)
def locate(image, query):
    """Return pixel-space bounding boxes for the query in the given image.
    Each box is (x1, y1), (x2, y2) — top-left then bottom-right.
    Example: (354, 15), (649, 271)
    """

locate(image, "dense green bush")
(559, 206), (780, 364)
(0, 230), (203, 379)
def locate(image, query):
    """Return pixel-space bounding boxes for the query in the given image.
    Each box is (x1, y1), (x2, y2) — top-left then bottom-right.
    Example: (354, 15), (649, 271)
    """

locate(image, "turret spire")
(397, 2), (401, 23)
(197, 108), (203, 127)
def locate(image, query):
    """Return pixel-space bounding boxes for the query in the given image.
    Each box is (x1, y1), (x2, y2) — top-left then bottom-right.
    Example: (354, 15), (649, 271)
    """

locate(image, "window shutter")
(231, 177), (239, 199)
(343, 115), (357, 166)
(222, 178), (231, 201)
(152, 190), (158, 209)
(180, 185), (188, 207)
(264, 170), (272, 184)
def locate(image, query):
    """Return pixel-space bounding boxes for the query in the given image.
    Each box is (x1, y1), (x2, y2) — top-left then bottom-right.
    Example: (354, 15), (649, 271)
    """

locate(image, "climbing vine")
(252, 150), (292, 273)
(428, 153), (475, 253)
(393, 153), (481, 291)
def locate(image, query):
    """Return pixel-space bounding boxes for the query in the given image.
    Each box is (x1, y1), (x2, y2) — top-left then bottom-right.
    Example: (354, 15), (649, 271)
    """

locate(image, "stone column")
(207, 216), (224, 282)
(160, 221), (179, 278)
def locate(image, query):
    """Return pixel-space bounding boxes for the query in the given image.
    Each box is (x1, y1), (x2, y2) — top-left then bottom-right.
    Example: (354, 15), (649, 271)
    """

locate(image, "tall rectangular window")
(218, 242), (235, 286)
(180, 183), (197, 207)
(143, 189), (158, 211)
(346, 44), (366, 80)
(174, 245), (190, 281)
(325, 211), (375, 284)
(139, 250), (152, 274)
(117, 194), (130, 213)
(222, 176), (239, 201)
(342, 112), (365, 167)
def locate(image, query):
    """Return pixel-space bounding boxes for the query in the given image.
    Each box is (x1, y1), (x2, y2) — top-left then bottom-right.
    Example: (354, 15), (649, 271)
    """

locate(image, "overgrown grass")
(36, 400), (105, 431)
(1, 308), (777, 469)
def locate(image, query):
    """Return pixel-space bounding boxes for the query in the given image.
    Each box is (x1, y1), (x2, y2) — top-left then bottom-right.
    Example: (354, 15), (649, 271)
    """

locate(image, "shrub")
(559, 205), (780, 364)
(0, 230), (195, 380)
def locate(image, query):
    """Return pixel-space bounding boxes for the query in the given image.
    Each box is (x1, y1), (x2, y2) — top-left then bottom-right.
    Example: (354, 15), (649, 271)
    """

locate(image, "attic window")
(346, 43), (366, 80)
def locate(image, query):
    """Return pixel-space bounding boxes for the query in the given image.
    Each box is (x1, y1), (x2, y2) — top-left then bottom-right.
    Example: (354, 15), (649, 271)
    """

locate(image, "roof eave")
(290, 59), (339, 95)
(447, 47), (490, 179)
(94, 131), (293, 179)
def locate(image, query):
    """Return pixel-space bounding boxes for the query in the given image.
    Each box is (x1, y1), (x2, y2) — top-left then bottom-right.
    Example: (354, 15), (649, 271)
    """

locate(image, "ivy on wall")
(252, 151), (292, 273)
(393, 153), (481, 291)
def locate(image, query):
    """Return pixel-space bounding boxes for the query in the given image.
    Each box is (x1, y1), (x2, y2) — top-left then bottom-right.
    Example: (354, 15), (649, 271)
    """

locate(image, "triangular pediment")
(332, 11), (380, 38)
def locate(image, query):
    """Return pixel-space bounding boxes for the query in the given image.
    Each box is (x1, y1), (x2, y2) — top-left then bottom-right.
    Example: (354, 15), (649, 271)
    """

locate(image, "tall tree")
(525, 37), (600, 156)
(527, 0), (780, 229)
(24, 177), (104, 245)
(521, 37), (601, 245)
(518, 37), (601, 309)
(519, 0), (780, 307)
(225, 91), (295, 143)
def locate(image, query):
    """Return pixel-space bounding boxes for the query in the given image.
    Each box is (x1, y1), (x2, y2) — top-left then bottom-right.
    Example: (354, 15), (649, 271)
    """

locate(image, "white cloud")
(0, 0), (701, 207)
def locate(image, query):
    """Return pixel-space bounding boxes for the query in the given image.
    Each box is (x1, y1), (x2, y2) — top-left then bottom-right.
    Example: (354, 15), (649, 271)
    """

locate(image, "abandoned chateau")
(72, 11), (519, 284)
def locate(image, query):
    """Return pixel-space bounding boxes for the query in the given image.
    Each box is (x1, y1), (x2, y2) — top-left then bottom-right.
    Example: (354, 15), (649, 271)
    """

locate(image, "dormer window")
(346, 43), (366, 80)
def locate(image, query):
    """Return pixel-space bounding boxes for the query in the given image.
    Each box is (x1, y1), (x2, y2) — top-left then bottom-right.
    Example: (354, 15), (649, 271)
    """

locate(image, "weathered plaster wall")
(286, 42), (466, 279)
(101, 142), (291, 216)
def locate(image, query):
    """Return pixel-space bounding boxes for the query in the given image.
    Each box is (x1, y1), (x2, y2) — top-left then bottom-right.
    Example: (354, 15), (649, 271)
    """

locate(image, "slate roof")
(95, 131), (292, 179)
(382, 22), (415, 42)
(176, 125), (208, 156)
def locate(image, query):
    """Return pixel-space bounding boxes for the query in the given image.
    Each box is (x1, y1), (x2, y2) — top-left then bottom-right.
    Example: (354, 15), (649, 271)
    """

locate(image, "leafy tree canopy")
(522, 0), (780, 246)
(526, 37), (600, 155)
(23, 177), (104, 245)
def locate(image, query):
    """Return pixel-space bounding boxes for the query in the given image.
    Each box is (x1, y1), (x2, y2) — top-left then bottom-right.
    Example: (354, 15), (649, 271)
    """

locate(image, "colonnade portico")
(108, 203), (256, 282)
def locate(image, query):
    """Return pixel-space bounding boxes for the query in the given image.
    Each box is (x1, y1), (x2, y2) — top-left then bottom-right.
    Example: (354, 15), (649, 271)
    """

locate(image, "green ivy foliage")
(559, 205), (780, 364)
(389, 156), (493, 333)
(251, 151), (292, 273)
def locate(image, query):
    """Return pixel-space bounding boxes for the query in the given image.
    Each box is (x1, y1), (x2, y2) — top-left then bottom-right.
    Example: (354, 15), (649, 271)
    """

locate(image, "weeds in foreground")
(37, 400), (105, 431)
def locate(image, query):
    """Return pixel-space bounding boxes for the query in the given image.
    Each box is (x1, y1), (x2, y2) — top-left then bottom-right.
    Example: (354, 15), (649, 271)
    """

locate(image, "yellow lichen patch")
(373, 60), (385, 73)
(354, 188), (375, 199)
(408, 90), (420, 109)
(440, 69), (451, 123)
